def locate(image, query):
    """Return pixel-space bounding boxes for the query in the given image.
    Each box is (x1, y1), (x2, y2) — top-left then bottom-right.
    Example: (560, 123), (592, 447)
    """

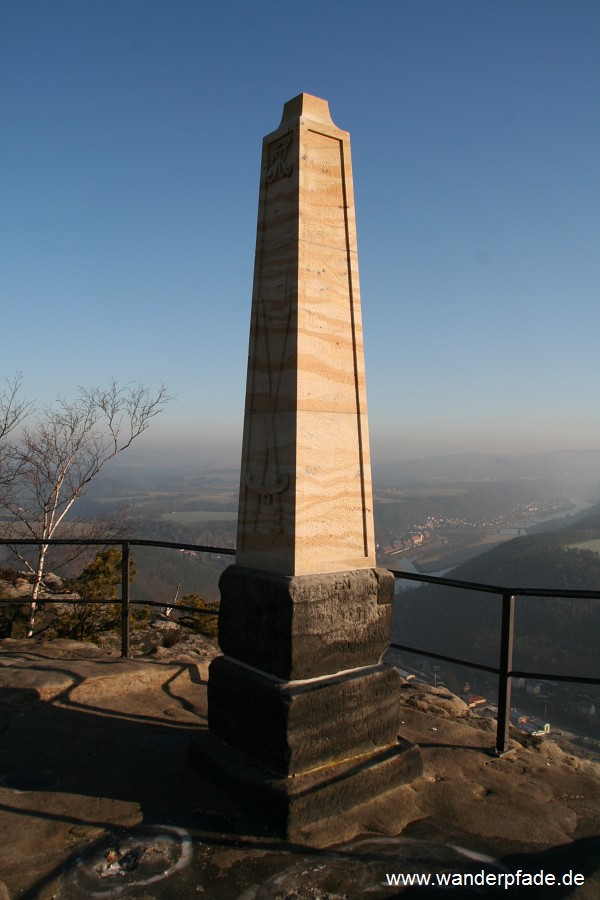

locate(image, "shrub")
(178, 593), (219, 639)
(53, 547), (136, 643)
(162, 627), (184, 648)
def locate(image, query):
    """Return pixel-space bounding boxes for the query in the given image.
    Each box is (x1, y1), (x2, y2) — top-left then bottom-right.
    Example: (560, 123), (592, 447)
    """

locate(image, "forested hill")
(403, 506), (600, 677)
(442, 508), (600, 592)
(564, 500), (600, 534)
(375, 479), (548, 537)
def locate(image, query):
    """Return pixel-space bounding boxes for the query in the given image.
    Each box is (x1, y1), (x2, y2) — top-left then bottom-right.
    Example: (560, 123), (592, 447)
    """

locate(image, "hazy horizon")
(110, 422), (600, 471)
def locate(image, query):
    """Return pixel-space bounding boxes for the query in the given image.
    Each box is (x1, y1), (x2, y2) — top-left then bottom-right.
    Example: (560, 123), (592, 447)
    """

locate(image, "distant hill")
(396, 504), (600, 678)
(375, 478), (545, 537)
(564, 500), (600, 533)
(373, 449), (600, 495)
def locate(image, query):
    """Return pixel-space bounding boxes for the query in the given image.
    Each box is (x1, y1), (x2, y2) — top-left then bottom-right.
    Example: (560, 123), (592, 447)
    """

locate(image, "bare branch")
(0, 373), (33, 497)
(0, 373), (33, 441)
(78, 382), (172, 472)
(0, 379), (172, 635)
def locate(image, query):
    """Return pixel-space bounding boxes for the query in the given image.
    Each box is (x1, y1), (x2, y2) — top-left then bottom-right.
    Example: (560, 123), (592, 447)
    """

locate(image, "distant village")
(380, 497), (574, 558)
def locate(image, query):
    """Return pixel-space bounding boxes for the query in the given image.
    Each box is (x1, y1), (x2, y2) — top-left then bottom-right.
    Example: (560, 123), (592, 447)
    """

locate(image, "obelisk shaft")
(236, 93), (375, 576)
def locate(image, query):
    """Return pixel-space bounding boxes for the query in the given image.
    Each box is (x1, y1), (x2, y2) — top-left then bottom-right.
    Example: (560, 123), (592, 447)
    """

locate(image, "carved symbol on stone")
(245, 472), (289, 506)
(246, 283), (293, 533)
(266, 135), (293, 183)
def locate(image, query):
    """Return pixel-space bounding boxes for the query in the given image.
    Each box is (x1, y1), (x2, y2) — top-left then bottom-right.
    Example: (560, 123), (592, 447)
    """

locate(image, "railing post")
(121, 541), (131, 659)
(495, 592), (516, 754)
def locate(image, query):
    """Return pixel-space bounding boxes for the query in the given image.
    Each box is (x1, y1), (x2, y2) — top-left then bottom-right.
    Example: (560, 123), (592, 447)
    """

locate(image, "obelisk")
(235, 91), (375, 576)
(202, 94), (421, 845)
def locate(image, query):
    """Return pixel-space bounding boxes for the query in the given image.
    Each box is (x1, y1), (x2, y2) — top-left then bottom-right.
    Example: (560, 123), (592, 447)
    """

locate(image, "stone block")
(208, 656), (403, 776)
(189, 732), (422, 847)
(217, 565), (394, 680)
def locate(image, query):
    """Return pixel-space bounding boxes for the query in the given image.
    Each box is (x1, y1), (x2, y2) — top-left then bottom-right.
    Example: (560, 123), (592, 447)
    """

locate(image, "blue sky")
(1, 0), (599, 465)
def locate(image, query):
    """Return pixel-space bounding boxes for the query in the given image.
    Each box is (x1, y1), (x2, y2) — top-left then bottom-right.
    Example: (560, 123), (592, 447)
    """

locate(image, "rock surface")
(1, 639), (599, 898)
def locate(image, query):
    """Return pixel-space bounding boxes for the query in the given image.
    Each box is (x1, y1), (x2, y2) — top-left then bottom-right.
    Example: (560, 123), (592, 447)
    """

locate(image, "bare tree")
(0, 373), (33, 497)
(1, 380), (171, 636)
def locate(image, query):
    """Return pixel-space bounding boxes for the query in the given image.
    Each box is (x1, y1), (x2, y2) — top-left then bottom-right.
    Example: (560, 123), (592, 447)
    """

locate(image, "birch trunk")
(26, 543), (48, 637)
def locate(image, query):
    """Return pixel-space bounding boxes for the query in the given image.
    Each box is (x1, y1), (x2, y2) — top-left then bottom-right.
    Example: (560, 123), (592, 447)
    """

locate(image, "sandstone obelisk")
(235, 92), (375, 576)
(201, 94), (420, 845)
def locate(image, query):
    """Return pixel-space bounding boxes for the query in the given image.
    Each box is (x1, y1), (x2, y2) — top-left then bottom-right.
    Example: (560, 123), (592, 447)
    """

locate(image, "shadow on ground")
(1, 644), (599, 898)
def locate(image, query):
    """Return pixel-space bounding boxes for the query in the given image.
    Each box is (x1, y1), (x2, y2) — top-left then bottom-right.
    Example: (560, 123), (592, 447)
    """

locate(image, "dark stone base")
(217, 565), (394, 680)
(188, 732), (422, 847)
(204, 564), (417, 844)
(208, 656), (403, 776)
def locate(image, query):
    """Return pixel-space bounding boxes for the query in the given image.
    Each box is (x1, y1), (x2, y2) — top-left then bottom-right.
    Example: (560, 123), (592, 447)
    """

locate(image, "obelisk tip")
(278, 93), (335, 129)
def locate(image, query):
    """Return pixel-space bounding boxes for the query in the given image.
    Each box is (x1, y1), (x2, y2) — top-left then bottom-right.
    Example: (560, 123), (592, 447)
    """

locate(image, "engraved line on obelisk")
(245, 278), (292, 532)
(339, 139), (370, 557)
(266, 134), (293, 183)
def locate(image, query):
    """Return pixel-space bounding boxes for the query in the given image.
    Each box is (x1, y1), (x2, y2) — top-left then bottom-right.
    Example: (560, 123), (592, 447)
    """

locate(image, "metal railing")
(1, 539), (599, 756)
(0, 538), (235, 657)
(390, 568), (600, 754)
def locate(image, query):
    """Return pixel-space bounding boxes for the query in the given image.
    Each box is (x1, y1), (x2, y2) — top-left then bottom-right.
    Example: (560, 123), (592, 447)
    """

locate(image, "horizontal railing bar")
(509, 670), (600, 685)
(391, 569), (600, 600)
(0, 598), (113, 606)
(0, 597), (219, 616)
(0, 538), (236, 555)
(2, 542), (596, 597)
(508, 587), (600, 599)
(391, 569), (505, 595)
(390, 642), (600, 686)
(390, 642), (500, 675)
(142, 600), (219, 615)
